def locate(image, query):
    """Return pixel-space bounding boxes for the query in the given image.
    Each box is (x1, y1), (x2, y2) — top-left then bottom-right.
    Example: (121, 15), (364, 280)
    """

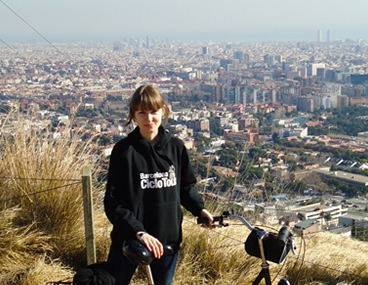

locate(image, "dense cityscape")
(1, 35), (368, 239)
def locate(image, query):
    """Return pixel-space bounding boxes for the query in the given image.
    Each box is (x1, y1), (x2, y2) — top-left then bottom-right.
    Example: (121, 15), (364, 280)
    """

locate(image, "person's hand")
(136, 232), (163, 259)
(199, 209), (214, 229)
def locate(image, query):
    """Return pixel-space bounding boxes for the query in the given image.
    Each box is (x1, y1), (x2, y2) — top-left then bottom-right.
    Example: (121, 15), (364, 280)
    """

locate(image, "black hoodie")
(104, 126), (205, 251)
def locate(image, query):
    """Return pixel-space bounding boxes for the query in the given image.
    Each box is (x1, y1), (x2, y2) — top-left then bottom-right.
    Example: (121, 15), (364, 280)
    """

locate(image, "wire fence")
(0, 176), (81, 204)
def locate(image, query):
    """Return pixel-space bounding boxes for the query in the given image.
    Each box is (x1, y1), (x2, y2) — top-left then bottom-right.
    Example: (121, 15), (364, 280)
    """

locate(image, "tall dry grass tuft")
(0, 112), (104, 265)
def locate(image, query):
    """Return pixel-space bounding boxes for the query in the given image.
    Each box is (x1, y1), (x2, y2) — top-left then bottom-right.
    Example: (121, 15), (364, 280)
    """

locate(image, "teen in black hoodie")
(104, 85), (213, 285)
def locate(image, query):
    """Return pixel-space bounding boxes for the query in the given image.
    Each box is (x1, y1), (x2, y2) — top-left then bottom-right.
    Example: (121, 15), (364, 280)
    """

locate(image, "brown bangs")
(131, 91), (164, 112)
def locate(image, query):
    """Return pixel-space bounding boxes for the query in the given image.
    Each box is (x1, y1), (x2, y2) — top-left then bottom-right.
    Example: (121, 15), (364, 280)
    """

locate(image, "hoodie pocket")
(143, 201), (182, 245)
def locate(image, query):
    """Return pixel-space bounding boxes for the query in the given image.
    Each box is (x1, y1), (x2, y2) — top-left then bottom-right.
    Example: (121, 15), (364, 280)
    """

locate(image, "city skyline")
(1, 0), (368, 43)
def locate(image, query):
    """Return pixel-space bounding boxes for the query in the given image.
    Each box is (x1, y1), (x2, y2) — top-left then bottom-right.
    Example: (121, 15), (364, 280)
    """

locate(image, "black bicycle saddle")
(122, 239), (174, 265)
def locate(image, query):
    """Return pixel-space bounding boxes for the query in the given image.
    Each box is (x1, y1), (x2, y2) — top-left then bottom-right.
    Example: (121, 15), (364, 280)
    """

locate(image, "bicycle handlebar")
(197, 211), (293, 248)
(198, 210), (296, 281)
(197, 211), (254, 230)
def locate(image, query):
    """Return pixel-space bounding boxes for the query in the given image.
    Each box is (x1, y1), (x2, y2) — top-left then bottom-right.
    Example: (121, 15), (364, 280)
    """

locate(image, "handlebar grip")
(277, 226), (290, 246)
(197, 216), (221, 224)
(197, 217), (209, 224)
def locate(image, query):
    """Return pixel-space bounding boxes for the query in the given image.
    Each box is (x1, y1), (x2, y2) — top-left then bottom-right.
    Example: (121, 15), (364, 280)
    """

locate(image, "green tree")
(272, 132), (280, 143)
(96, 134), (112, 146)
(308, 125), (327, 136)
(249, 147), (267, 161)
(209, 117), (223, 136)
(194, 135), (211, 153)
(248, 167), (263, 179)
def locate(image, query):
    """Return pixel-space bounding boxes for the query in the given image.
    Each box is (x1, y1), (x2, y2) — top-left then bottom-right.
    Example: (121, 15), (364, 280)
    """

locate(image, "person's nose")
(147, 113), (153, 121)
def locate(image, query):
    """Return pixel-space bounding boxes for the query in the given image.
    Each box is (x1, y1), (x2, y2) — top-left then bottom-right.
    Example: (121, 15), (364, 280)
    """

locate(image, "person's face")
(134, 107), (165, 140)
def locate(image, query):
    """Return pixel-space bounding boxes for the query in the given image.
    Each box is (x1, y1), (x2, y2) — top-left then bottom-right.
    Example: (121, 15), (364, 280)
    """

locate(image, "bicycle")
(122, 210), (295, 285)
(197, 210), (295, 285)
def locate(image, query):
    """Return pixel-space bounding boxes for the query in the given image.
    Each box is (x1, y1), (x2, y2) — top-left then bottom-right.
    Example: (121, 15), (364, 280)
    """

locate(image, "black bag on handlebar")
(244, 228), (291, 264)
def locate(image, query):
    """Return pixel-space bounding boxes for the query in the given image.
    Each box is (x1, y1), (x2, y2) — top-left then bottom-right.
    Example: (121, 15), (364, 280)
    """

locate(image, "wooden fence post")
(82, 166), (96, 265)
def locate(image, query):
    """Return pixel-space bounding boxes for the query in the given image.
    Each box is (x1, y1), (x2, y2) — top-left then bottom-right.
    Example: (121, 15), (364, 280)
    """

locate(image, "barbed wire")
(0, 181), (81, 204)
(0, 176), (80, 182)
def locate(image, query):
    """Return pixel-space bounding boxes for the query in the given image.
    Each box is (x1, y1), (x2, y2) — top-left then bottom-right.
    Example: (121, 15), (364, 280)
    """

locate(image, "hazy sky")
(1, 0), (368, 43)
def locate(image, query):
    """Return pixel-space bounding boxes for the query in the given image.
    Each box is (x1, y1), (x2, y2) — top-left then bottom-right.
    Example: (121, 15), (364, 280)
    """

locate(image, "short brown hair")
(125, 85), (170, 126)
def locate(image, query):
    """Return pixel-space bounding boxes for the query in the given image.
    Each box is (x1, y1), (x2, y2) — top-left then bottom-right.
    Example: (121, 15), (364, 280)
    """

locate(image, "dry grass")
(0, 112), (108, 282)
(0, 208), (50, 271)
(0, 256), (74, 285)
(0, 206), (76, 284)
(289, 232), (368, 285)
(0, 122), (86, 257)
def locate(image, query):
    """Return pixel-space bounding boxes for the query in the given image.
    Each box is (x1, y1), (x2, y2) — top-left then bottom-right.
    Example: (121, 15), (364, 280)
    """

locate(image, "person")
(104, 85), (213, 285)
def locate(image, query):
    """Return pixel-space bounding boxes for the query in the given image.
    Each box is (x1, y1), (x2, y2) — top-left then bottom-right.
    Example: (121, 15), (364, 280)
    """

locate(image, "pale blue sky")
(1, 0), (368, 43)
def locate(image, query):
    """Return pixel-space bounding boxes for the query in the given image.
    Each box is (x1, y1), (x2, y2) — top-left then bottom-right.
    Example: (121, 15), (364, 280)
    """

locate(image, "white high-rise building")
(308, 93), (332, 110)
(308, 63), (326, 76)
(272, 90), (277, 103)
(253, 89), (257, 113)
(322, 83), (341, 95)
(327, 29), (331, 42)
(318, 29), (323, 42)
